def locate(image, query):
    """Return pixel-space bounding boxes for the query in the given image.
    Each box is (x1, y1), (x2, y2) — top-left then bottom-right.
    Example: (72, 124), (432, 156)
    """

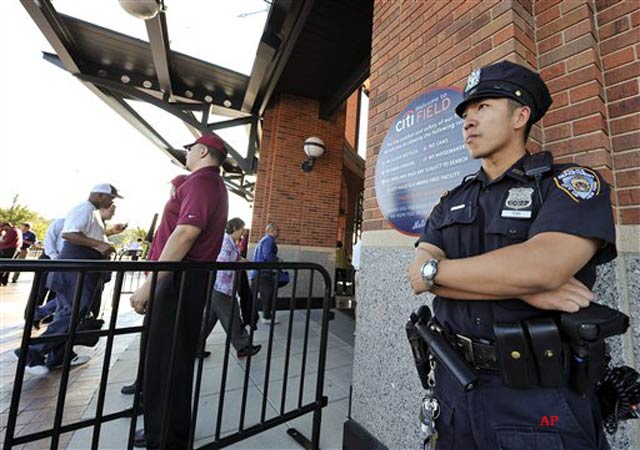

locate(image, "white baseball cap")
(90, 183), (124, 199)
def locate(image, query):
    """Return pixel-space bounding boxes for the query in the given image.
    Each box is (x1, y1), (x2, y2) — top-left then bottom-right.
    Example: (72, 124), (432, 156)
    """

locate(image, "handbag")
(277, 270), (290, 288)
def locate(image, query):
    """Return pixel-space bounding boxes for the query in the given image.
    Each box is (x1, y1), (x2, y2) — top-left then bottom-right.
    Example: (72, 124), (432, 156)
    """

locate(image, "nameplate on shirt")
(501, 210), (532, 219)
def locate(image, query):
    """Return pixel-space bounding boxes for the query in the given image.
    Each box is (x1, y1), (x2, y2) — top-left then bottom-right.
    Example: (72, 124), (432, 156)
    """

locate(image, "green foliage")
(107, 227), (148, 248)
(0, 195), (50, 243)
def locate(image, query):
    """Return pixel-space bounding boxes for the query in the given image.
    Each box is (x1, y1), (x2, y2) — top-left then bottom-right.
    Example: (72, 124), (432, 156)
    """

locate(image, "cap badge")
(465, 69), (481, 93)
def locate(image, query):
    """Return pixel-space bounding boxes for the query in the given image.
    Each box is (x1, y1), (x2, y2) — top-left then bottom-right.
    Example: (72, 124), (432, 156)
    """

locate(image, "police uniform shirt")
(418, 153), (617, 340)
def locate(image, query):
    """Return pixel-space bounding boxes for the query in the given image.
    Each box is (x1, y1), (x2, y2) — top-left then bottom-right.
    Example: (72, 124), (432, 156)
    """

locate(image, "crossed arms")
(406, 232), (599, 313)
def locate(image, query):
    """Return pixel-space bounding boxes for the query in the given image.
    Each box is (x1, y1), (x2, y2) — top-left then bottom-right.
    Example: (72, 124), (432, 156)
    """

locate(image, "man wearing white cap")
(16, 184), (126, 375)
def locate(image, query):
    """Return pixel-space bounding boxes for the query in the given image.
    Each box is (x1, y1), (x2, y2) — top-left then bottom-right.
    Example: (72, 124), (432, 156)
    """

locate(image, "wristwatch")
(420, 259), (439, 291)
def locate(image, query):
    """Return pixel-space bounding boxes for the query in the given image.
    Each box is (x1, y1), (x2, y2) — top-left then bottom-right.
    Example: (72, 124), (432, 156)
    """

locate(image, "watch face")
(422, 262), (436, 279)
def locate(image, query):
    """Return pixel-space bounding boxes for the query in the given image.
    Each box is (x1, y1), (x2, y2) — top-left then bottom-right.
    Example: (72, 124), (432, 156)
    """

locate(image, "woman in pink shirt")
(201, 218), (260, 358)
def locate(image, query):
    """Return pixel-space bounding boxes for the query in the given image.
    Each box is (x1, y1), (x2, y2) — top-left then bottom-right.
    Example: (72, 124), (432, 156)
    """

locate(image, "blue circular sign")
(375, 88), (481, 235)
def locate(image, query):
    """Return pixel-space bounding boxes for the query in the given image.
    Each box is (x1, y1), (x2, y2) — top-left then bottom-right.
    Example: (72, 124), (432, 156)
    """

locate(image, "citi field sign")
(374, 88), (481, 235)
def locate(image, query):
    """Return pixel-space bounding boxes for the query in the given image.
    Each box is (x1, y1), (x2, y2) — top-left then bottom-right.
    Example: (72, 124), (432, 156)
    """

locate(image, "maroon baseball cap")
(183, 134), (227, 158)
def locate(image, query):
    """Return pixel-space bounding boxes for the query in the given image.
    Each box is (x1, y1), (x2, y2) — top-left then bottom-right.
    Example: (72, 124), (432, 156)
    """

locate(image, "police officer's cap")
(455, 60), (552, 123)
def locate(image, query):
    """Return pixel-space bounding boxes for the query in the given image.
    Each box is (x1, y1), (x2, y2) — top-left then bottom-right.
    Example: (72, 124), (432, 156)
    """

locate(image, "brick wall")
(596, 0), (640, 224)
(251, 93), (346, 248)
(364, 0), (640, 232)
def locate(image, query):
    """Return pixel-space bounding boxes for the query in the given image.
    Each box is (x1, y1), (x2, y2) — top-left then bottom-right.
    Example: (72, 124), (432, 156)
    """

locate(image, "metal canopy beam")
(43, 53), (257, 199)
(76, 73), (255, 174)
(145, 11), (173, 98)
(22, 0), (185, 168)
(246, 0), (315, 116)
(207, 116), (254, 131)
(241, 28), (280, 112)
(319, 55), (369, 120)
(23, 0), (257, 201)
(103, 89), (186, 164)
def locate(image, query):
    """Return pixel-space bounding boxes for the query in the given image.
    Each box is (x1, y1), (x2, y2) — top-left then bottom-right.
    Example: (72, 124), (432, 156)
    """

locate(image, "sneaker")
(237, 345), (262, 358)
(260, 317), (279, 325)
(14, 349), (49, 376)
(196, 350), (211, 359)
(53, 354), (90, 369)
(70, 354), (90, 367)
(25, 364), (50, 376)
(40, 314), (54, 325)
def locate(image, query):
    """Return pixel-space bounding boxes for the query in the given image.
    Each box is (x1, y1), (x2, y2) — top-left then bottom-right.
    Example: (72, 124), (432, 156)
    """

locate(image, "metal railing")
(1, 259), (332, 450)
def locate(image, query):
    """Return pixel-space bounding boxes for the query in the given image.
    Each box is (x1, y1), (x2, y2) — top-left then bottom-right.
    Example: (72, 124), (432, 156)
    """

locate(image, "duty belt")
(447, 333), (499, 371)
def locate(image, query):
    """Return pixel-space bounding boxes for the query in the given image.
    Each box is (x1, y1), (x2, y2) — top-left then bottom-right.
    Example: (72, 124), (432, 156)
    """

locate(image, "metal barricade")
(1, 259), (332, 450)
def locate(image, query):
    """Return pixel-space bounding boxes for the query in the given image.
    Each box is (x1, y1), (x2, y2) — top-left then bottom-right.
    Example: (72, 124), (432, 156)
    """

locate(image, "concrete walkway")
(0, 273), (354, 450)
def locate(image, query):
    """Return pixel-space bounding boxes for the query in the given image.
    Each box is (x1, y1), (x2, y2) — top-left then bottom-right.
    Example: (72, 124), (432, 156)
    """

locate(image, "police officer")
(407, 60), (615, 450)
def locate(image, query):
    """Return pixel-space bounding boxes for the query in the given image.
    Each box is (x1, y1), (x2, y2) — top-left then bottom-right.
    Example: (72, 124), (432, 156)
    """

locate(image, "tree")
(0, 195), (50, 243)
(107, 227), (148, 248)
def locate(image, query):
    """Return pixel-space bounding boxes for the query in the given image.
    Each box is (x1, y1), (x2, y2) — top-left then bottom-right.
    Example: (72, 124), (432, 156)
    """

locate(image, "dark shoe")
(237, 345), (261, 358)
(121, 382), (136, 395)
(133, 429), (146, 448)
(196, 350), (211, 359)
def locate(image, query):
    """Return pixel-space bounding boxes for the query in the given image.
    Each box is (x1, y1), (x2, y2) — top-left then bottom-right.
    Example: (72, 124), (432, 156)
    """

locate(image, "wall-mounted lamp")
(301, 137), (326, 172)
(118, 0), (161, 20)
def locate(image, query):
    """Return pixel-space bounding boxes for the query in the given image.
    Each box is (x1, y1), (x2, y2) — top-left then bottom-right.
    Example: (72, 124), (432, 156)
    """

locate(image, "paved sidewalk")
(0, 274), (354, 450)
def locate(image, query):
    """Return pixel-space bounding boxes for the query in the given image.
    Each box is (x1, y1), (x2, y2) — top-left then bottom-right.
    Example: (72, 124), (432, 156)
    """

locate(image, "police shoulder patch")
(553, 167), (600, 202)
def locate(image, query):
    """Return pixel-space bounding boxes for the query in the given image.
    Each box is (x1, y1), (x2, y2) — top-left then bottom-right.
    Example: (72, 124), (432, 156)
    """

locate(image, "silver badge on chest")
(502, 187), (534, 219)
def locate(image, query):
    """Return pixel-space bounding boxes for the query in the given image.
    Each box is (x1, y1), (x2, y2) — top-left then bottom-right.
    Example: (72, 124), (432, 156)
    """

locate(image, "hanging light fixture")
(301, 137), (326, 172)
(118, 0), (161, 20)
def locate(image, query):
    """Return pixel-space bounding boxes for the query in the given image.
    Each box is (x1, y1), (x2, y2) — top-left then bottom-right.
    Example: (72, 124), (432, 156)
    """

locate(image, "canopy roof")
(22, 0), (372, 201)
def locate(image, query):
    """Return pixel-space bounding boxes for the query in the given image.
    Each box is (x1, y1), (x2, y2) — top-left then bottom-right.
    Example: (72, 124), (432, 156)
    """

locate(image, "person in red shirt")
(130, 134), (229, 449)
(0, 222), (22, 286)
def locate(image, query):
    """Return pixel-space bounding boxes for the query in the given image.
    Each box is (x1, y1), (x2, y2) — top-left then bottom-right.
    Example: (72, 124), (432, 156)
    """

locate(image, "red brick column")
(251, 93), (346, 248)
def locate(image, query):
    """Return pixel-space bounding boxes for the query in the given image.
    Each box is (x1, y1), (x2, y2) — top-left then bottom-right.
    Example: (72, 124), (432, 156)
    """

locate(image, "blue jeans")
(27, 271), (100, 368)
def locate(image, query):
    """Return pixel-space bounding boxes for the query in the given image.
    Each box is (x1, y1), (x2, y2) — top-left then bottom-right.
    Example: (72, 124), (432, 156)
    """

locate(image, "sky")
(0, 0), (271, 229)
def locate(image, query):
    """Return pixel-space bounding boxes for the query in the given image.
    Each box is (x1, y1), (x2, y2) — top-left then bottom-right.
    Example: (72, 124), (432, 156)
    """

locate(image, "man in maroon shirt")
(130, 134), (229, 449)
(0, 222), (22, 286)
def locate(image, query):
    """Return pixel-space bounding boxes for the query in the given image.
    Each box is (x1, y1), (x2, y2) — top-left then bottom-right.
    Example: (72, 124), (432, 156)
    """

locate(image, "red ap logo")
(539, 416), (559, 426)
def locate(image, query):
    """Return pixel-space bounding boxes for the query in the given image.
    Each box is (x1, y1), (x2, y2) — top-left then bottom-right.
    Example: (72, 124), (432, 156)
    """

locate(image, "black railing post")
(159, 271), (187, 450)
(127, 271), (159, 450)
(280, 269), (299, 414)
(50, 271), (86, 450)
(238, 271), (262, 432)
(260, 271), (280, 423)
(188, 270), (216, 450)
(298, 270), (315, 409)
(311, 269), (333, 450)
(91, 270), (124, 449)
(3, 271), (42, 450)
